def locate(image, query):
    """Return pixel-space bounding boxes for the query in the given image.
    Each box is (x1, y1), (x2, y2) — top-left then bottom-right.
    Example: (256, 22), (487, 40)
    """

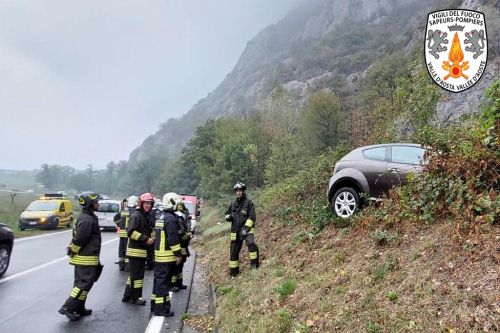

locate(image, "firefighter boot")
(58, 307), (81, 321)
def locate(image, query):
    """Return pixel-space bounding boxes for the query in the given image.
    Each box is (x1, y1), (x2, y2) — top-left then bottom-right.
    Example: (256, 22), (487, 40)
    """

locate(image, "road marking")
(0, 237), (118, 284)
(145, 316), (165, 333)
(15, 230), (72, 243)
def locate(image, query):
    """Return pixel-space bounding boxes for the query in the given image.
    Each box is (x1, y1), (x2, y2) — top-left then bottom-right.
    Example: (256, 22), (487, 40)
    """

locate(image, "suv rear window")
(97, 203), (120, 213)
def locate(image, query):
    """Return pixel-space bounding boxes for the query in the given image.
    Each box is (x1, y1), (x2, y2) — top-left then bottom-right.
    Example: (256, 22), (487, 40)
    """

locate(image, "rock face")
(129, 0), (499, 165)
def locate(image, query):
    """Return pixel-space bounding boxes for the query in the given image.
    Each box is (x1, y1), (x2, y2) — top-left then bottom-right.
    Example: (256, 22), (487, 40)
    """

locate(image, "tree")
(301, 91), (345, 154)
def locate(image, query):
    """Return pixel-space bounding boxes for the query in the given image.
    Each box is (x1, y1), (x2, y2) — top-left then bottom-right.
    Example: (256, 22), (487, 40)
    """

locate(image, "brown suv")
(327, 143), (425, 218)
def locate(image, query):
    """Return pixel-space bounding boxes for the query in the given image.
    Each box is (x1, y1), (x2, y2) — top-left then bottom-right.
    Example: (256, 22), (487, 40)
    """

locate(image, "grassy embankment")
(190, 118), (499, 332)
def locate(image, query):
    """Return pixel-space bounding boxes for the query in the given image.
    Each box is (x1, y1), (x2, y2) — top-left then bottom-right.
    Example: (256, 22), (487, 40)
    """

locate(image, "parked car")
(0, 223), (14, 278)
(327, 143), (426, 218)
(95, 199), (121, 231)
(19, 193), (74, 230)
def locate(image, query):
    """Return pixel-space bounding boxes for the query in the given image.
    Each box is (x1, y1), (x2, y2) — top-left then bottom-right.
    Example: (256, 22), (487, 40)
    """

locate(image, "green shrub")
(274, 278), (296, 301)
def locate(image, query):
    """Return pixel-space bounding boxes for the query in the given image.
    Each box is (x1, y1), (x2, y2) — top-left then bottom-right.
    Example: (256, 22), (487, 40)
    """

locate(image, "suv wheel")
(0, 244), (11, 278)
(332, 187), (360, 218)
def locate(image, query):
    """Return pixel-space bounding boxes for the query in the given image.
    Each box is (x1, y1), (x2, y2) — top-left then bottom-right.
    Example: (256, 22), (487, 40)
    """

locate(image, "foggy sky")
(0, 0), (303, 171)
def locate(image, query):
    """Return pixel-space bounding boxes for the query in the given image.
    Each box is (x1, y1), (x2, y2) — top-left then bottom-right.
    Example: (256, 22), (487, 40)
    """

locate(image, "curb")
(207, 284), (219, 333)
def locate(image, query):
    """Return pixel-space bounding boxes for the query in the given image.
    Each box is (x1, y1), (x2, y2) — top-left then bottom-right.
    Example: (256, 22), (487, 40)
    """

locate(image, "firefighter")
(152, 192), (182, 316)
(225, 182), (259, 277)
(114, 195), (138, 271)
(122, 193), (155, 305)
(171, 201), (192, 291)
(58, 192), (103, 321)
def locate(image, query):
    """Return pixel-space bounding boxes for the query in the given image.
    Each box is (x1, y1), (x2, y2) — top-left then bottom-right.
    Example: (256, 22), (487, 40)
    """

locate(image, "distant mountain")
(128, 0), (499, 165)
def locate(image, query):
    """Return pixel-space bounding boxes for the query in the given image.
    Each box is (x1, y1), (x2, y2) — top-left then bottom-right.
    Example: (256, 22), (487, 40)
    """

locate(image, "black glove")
(225, 214), (233, 222)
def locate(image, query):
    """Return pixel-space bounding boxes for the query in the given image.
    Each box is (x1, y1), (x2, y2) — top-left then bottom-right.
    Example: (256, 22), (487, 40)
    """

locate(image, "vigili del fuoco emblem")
(425, 9), (487, 93)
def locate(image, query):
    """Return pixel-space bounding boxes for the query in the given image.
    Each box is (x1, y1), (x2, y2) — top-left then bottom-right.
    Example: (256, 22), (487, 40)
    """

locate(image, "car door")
(360, 146), (392, 197)
(386, 146), (425, 188)
(59, 202), (68, 223)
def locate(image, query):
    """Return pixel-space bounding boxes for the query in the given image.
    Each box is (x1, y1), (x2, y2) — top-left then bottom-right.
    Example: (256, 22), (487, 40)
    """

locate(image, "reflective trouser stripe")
(154, 295), (171, 304)
(172, 275), (177, 282)
(249, 251), (258, 259)
(70, 287), (80, 298)
(127, 277), (131, 285)
(118, 230), (127, 237)
(245, 219), (254, 228)
(78, 291), (88, 300)
(133, 280), (143, 288)
(229, 260), (239, 268)
(181, 248), (187, 256)
(248, 227), (255, 234)
(230, 233), (237, 241)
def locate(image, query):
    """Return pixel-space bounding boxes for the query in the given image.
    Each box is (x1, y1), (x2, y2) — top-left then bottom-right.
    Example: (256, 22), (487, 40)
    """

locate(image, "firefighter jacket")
(114, 208), (133, 238)
(154, 209), (182, 263)
(68, 208), (101, 266)
(226, 196), (256, 241)
(126, 208), (152, 260)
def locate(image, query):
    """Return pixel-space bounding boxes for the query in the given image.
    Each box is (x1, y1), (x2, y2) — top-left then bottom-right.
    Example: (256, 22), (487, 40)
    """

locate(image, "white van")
(95, 199), (121, 231)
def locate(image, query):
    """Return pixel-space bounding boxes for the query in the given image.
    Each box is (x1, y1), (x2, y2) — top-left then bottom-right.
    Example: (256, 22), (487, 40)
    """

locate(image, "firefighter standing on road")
(171, 201), (192, 291)
(122, 193), (155, 305)
(59, 192), (103, 321)
(114, 195), (138, 271)
(225, 182), (259, 277)
(152, 192), (182, 316)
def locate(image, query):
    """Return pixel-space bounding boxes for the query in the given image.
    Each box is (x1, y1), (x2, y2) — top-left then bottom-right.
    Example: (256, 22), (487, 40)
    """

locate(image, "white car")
(95, 199), (121, 230)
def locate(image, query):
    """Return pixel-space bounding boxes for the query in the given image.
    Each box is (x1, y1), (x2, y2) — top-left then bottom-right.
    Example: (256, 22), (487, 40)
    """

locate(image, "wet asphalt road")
(0, 230), (157, 333)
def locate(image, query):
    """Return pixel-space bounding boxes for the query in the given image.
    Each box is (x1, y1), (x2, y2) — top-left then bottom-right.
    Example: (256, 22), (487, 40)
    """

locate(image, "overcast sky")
(0, 0), (303, 171)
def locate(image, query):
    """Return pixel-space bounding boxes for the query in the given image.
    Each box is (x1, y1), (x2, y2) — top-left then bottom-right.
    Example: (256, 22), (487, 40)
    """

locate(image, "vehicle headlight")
(40, 217), (47, 222)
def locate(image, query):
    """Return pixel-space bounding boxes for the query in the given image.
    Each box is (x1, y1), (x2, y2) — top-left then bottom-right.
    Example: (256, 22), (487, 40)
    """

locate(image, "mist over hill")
(128, 0), (499, 167)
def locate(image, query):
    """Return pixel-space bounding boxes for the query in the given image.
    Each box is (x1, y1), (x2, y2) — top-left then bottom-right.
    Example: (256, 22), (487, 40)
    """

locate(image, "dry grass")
(196, 202), (499, 333)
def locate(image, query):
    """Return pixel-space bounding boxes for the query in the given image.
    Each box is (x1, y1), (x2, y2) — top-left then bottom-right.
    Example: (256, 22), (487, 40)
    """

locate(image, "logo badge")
(425, 9), (487, 93)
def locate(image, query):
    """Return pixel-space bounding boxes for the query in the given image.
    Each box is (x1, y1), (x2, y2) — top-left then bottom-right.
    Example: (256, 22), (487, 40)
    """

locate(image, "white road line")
(145, 316), (165, 333)
(15, 230), (72, 242)
(0, 237), (118, 284)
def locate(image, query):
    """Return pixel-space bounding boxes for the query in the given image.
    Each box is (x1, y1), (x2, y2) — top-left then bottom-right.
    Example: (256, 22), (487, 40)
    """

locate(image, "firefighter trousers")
(152, 262), (176, 315)
(171, 255), (187, 287)
(123, 257), (146, 300)
(229, 233), (259, 276)
(118, 238), (128, 270)
(62, 265), (99, 312)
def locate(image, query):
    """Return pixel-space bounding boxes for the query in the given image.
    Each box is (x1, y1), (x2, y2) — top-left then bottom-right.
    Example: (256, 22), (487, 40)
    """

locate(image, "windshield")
(183, 202), (195, 214)
(97, 203), (120, 213)
(26, 201), (59, 211)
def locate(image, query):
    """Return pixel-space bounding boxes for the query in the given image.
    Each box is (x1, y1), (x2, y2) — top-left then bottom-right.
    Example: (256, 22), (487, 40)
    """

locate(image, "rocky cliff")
(129, 0), (499, 165)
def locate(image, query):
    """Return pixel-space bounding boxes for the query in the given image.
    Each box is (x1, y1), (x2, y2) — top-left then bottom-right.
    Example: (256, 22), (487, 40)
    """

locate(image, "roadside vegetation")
(191, 74), (499, 332)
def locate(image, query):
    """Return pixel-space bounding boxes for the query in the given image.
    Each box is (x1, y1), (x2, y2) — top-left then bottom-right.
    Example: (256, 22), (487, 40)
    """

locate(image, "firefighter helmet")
(127, 195), (138, 208)
(78, 192), (102, 209)
(233, 182), (246, 191)
(138, 193), (154, 208)
(162, 192), (180, 210)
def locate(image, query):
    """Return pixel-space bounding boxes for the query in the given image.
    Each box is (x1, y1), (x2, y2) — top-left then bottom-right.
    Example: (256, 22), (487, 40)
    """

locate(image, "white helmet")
(162, 192), (180, 210)
(127, 195), (138, 208)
